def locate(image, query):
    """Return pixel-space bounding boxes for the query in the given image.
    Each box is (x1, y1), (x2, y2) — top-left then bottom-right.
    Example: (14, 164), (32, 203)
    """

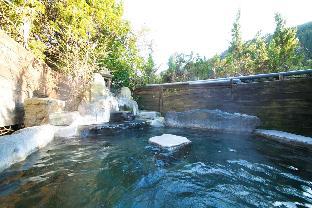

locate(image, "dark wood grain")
(134, 78), (312, 136)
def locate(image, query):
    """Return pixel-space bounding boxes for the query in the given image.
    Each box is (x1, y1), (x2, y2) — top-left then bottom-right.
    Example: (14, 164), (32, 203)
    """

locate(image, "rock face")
(255, 129), (312, 145)
(137, 111), (161, 120)
(49, 111), (80, 126)
(119, 87), (132, 99)
(116, 87), (139, 116)
(150, 117), (165, 127)
(137, 111), (164, 127)
(90, 73), (109, 102)
(165, 109), (260, 133)
(110, 111), (135, 123)
(24, 98), (65, 127)
(117, 97), (139, 116)
(78, 120), (149, 137)
(149, 134), (191, 149)
(78, 74), (119, 124)
(0, 125), (55, 172)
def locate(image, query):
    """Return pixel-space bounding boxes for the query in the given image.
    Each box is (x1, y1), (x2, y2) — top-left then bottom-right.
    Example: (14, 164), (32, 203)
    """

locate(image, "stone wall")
(0, 29), (88, 127)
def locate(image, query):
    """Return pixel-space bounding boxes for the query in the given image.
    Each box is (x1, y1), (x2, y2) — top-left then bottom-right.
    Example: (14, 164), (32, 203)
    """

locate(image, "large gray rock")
(117, 97), (139, 116)
(90, 73), (109, 102)
(24, 98), (65, 127)
(118, 87), (132, 99)
(137, 111), (161, 120)
(49, 111), (80, 126)
(165, 109), (260, 133)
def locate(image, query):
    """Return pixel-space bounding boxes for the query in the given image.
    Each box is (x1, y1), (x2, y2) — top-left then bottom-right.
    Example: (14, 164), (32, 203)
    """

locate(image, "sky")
(123, 0), (312, 71)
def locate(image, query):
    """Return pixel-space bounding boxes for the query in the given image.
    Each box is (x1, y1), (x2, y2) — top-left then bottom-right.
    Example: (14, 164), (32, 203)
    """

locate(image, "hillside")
(297, 22), (312, 60)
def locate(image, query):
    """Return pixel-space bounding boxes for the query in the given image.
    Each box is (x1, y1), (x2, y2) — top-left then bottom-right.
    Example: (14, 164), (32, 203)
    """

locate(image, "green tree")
(267, 13), (303, 72)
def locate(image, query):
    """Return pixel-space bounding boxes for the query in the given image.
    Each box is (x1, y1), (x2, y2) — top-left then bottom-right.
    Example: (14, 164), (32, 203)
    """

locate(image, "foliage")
(297, 22), (312, 67)
(160, 12), (308, 83)
(267, 14), (303, 72)
(0, 0), (147, 89)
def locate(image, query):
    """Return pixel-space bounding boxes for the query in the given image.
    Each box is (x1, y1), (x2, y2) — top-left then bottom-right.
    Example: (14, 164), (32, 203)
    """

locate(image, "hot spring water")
(0, 127), (311, 207)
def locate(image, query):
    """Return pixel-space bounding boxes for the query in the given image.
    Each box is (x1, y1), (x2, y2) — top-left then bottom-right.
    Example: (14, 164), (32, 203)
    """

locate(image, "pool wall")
(134, 77), (312, 136)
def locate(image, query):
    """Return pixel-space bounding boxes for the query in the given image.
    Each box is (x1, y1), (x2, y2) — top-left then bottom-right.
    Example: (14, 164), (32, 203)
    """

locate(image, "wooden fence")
(134, 70), (312, 136)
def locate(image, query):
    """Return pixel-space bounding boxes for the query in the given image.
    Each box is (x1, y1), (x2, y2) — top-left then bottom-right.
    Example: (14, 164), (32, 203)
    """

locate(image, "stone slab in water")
(165, 109), (260, 133)
(149, 134), (191, 149)
(78, 120), (149, 137)
(255, 129), (312, 145)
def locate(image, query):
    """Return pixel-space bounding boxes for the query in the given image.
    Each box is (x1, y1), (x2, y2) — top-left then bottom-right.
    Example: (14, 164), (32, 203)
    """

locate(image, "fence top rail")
(144, 69), (312, 88)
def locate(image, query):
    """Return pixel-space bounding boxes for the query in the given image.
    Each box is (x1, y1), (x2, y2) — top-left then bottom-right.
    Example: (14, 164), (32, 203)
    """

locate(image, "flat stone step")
(255, 129), (312, 145)
(149, 134), (191, 149)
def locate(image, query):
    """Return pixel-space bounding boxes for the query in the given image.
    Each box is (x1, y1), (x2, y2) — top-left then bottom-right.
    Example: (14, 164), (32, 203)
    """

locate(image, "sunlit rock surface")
(150, 117), (165, 127)
(255, 129), (312, 145)
(137, 111), (164, 127)
(119, 87), (132, 99)
(24, 98), (65, 127)
(117, 97), (139, 116)
(0, 125), (55, 172)
(165, 109), (260, 133)
(90, 73), (109, 102)
(49, 111), (80, 126)
(78, 74), (119, 124)
(149, 134), (191, 149)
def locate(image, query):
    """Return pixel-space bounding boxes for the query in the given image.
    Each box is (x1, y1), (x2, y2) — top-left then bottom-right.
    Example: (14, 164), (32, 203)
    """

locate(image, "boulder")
(78, 96), (119, 124)
(110, 111), (135, 123)
(90, 73), (109, 102)
(165, 109), (260, 133)
(78, 120), (149, 137)
(0, 125), (55, 172)
(24, 98), (65, 127)
(137, 111), (161, 120)
(150, 117), (165, 127)
(49, 111), (80, 126)
(149, 134), (191, 149)
(117, 97), (139, 116)
(119, 87), (132, 99)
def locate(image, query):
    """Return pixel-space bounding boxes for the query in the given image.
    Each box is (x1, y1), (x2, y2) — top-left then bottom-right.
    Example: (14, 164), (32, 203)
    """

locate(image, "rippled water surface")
(0, 127), (311, 208)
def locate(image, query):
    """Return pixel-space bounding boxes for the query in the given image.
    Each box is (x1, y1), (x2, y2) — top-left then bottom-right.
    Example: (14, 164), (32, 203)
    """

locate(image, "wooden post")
(159, 86), (163, 114)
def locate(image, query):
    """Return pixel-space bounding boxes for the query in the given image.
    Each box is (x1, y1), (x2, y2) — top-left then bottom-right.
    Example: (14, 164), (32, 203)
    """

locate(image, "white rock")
(137, 111), (161, 120)
(90, 73), (109, 101)
(255, 129), (312, 145)
(0, 125), (55, 172)
(54, 125), (79, 138)
(150, 117), (165, 127)
(78, 95), (119, 123)
(149, 134), (191, 149)
(49, 111), (80, 126)
(118, 97), (139, 116)
(119, 87), (132, 99)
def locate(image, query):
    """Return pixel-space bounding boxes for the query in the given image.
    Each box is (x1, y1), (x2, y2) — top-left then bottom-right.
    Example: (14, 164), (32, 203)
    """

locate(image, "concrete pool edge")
(255, 129), (312, 146)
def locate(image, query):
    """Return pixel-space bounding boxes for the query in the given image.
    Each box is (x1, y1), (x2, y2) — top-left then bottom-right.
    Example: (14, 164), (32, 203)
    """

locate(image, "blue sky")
(123, 0), (312, 71)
